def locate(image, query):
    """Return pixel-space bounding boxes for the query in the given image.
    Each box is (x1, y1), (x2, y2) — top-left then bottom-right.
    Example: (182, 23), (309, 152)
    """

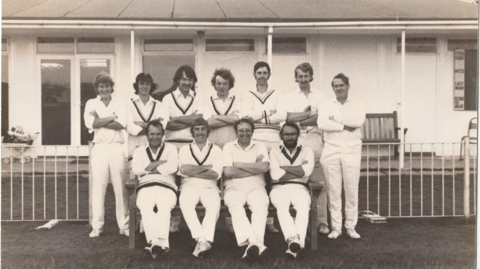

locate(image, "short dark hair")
(93, 72), (114, 93)
(294, 62), (314, 82)
(146, 121), (164, 135)
(211, 68), (235, 89)
(133, 73), (158, 95)
(280, 122), (300, 136)
(331, 73), (349, 87)
(234, 118), (255, 133)
(190, 118), (210, 137)
(173, 65), (198, 86)
(253, 61), (271, 74)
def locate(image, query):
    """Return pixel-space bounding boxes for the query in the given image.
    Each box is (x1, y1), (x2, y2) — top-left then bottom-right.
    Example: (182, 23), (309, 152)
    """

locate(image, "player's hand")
(269, 110), (276, 116)
(202, 164), (213, 169)
(302, 160), (309, 165)
(256, 154), (264, 162)
(328, 115), (335, 121)
(303, 105), (311, 113)
(134, 121), (148, 128)
(151, 117), (164, 123)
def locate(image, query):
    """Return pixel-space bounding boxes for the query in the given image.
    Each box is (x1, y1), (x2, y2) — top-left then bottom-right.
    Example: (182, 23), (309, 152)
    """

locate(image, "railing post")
(463, 137), (470, 219)
(88, 141), (93, 226)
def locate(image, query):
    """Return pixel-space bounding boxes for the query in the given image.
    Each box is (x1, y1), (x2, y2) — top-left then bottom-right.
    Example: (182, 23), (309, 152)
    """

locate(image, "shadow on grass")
(1, 217), (476, 269)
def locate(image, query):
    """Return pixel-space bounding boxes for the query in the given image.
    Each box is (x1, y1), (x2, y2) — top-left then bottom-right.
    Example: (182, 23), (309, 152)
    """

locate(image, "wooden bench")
(126, 176), (323, 250)
(361, 111), (408, 155)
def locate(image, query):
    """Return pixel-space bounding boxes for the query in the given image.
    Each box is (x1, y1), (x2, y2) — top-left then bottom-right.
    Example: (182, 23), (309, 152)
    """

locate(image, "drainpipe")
(464, 137), (470, 219)
(130, 29), (135, 88)
(267, 26), (273, 67)
(400, 30), (406, 169)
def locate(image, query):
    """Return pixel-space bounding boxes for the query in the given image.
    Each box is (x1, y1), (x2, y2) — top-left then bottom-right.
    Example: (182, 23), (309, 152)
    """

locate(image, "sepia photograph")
(1, 0), (478, 268)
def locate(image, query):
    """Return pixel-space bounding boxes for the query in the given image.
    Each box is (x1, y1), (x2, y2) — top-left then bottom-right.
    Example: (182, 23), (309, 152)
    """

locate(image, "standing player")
(83, 73), (129, 238)
(126, 73), (169, 175)
(222, 118), (270, 261)
(269, 122), (314, 259)
(241, 61), (285, 233)
(203, 68), (240, 149)
(131, 121), (178, 259)
(284, 63), (329, 234)
(178, 118), (223, 258)
(162, 65), (204, 150)
(317, 73), (366, 239)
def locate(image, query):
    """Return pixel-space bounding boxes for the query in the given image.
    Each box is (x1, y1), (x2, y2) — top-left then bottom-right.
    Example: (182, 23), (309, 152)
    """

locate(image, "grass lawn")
(1, 215), (476, 269)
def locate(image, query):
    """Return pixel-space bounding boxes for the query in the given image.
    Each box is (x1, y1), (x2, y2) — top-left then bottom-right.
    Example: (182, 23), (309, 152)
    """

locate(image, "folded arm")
(207, 115), (239, 128)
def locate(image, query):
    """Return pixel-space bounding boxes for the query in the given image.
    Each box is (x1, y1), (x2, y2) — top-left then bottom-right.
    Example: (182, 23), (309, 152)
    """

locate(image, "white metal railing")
(1, 145), (89, 221)
(1, 140), (477, 221)
(360, 140), (477, 219)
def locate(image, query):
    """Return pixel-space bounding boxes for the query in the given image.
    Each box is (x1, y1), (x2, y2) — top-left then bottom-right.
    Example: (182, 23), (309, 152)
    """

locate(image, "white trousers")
(320, 148), (361, 231)
(137, 186), (177, 247)
(91, 144), (129, 231)
(270, 185), (311, 248)
(179, 186), (221, 242)
(224, 188), (269, 246)
(299, 132), (328, 228)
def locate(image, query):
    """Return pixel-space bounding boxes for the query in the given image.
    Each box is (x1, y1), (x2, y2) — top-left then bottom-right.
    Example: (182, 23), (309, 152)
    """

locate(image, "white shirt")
(178, 140), (223, 191)
(317, 97), (366, 153)
(83, 95), (127, 144)
(222, 140), (269, 190)
(285, 88), (326, 134)
(269, 144), (314, 185)
(162, 88), (203, 141)
(131, 143), (179, 191)
(241, 89), (286, 142)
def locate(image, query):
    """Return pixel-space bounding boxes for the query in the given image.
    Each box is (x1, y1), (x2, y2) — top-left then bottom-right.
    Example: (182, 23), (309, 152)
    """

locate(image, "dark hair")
(294, 62), (314, 82)
(234, 118), (255, 133)
(253, 61), (271, 74)
(190, 118), (210, 137)
(280, 122), (300, 136)
(331, 73), (349, 87)
(133, 73), (158, 95)
(93, 72), (115, 93)
(211, 68), (235, 89)
(146, 121), (164, 135)
(173, 65), (198, 86)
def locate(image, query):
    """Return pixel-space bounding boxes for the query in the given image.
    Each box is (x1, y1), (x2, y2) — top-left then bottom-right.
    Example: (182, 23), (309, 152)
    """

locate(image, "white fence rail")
(360, 140), (477, 219)
(1, 140), (477, 221)
(1, 145), (90, 221)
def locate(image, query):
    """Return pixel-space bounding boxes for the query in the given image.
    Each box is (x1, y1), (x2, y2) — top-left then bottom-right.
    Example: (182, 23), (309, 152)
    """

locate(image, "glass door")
(74, 56), (114, 146)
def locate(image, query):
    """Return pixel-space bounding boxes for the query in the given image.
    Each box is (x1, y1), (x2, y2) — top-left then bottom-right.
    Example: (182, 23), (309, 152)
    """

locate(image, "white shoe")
(327, 229), (342, 239)
(89, 229), (101, 238)
(285, 249), (299, 260)
(192, 239), (212, 258)
(120, 228), (129, 237)
(287, 235), (301, 253)
(318, 224), (330, 234)
(143, 244), (169, 260)
(346, 229), (361, 239)
(242, 243), (259, 261)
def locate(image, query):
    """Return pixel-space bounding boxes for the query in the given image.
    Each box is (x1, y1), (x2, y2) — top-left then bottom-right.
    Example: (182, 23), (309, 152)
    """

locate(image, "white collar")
(173, 88), (195, 99)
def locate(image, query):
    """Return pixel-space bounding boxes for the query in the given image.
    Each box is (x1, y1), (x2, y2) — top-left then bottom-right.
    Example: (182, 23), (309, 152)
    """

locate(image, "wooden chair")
(361, 111), (408, 156)
(460, 117), (477, 160)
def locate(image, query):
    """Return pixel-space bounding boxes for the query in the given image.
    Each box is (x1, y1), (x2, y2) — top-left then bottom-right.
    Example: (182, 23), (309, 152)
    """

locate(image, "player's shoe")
(119, 228), (129, 237)
(327, 228), (342, 239)
(318, 224), (330, 234)
(192, 239), (212, 258)
(89, 229), (102, 238)
(242, 244), (259, 261)
(287, 235), (301, 253)
(346, 228), (361, 239)
(285, 247), (304, 260)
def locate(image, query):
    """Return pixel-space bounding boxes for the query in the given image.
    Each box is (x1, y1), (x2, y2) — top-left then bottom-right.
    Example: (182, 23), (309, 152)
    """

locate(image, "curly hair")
(211, 68), (235, 89)
(133, 73), (158, 95)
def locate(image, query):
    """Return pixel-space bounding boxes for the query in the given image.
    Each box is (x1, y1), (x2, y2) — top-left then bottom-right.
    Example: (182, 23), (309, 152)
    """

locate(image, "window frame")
(142, 37), (197, 55)
(204, 37), (256, 54)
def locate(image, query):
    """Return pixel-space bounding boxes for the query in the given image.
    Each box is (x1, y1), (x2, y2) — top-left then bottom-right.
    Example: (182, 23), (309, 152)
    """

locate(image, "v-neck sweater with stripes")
(269, 144), (314, 186)
(177, 141), (223, 191)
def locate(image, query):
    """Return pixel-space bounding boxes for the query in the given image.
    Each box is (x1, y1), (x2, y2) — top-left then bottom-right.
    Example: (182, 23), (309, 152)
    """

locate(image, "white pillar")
(267, 26), (273, 67)
(130, 30), (135, 84)
(400, 30), (406, 168)
(464, 137), (470, 219)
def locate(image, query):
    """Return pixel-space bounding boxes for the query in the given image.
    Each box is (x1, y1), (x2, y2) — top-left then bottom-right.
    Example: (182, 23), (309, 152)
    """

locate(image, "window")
(266, 37), (307, 54)
(37, 37), (75, 53)
(37, 37), (115, 53)
(396, 38), (437, 53)
(143, 38), (194, 52)
(205, 38), (255, 52)
(2, 38), (7, 52)
(77, 37), (115, 53)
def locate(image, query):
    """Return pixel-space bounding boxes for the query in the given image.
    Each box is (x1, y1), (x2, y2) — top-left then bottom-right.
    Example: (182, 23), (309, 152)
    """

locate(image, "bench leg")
(128, 195), (137, 249)
(310, 204), (318, 250)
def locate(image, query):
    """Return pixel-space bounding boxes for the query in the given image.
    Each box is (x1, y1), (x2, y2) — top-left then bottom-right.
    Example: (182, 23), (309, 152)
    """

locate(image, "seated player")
(269, 122), (314, 259)
(178, 118), (223, 258)
(222, 118), (270, 261)
(131, 121), (178, 259)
